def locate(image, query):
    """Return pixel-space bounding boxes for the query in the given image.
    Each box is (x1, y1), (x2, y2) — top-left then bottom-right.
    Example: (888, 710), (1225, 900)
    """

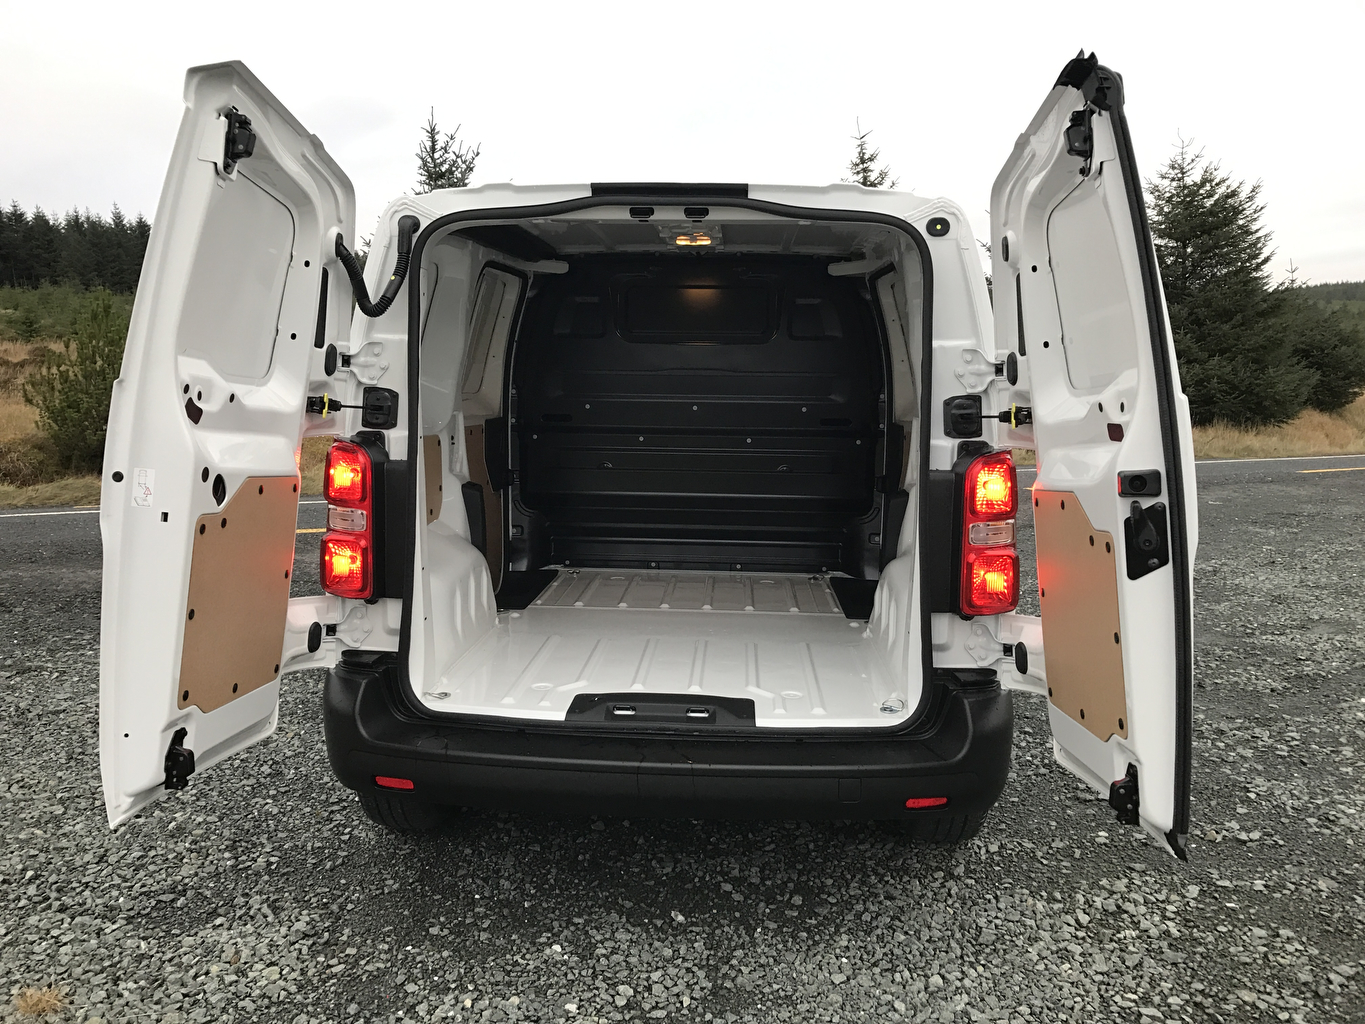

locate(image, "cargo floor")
(419, 570), (911, 728)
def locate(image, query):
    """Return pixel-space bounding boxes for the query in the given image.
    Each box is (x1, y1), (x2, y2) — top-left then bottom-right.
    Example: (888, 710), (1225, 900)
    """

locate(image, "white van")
(98, 53), (1197, 858)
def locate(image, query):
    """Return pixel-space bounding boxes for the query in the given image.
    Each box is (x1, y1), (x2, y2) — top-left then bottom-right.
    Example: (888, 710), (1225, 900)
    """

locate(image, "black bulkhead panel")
(510, 257), (887, 574)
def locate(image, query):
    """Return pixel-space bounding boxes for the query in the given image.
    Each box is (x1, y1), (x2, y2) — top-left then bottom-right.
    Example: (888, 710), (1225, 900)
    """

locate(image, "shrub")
(22, 288), (128, 473)
(0, 432), (59, 486)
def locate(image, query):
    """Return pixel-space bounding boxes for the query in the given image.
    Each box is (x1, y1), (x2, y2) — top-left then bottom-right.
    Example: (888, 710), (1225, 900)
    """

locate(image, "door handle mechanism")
(1124, 500), (1169, 580)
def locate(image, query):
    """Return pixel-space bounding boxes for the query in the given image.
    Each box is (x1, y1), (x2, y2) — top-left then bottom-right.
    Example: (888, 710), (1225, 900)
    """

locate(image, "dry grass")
(1014, 396), (1365, 464)
(0, 394), (39, 439)
(300, 435), (333, 495)
(1193, 395), (1365, 458)
(14, 985), (66, 1016)
(0, 475), (101, 509)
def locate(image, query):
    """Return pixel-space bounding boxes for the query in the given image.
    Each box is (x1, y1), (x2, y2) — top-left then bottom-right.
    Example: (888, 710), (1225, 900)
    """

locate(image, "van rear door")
(991, 53), (1198, 858)
(99, 62), (353, 826)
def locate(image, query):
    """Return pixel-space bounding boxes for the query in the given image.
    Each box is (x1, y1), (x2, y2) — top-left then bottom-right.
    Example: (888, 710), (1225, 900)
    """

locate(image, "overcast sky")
(3, 0), (1362, 284)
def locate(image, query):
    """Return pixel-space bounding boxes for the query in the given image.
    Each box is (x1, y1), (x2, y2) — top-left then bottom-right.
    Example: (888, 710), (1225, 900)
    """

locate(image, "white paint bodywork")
(419, 570), (907, 728)
(99, 62), (354, 826)
(102, 60), (1195, 842)
(991, 80), (1198, 848)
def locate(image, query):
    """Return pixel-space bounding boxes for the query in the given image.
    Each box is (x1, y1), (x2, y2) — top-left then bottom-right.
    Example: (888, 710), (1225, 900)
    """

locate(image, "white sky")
(3, 0), (1362, 284)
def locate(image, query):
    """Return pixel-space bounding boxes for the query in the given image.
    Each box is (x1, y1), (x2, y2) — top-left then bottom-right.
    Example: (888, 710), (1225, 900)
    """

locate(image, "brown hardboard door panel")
(1033, 489), (1129, 741)
(179, 475), (300, 713)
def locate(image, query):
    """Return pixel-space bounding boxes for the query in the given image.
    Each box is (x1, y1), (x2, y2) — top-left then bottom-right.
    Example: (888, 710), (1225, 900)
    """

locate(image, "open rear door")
(991, 53), (1197, 858)
(99, 62), (353, 826)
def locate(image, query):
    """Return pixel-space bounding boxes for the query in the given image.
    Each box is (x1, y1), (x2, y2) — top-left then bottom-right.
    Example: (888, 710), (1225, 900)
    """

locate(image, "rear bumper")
(322, 656), (1013, 821)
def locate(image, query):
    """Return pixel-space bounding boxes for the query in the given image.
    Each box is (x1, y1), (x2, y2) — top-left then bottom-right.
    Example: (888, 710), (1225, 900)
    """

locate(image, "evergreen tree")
(1148, 140), (1365, 424)
(415, 110), (480, 193)
(22, 288), (128, 471)
(844, 120), (898, 189)
(1277, 262), (1365, 412)
(0, 201), (149, 291)
(1148, 141), (1310, 425)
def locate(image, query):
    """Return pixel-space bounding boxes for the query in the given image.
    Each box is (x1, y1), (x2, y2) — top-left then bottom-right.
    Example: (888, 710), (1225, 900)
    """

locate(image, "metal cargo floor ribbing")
(419, 570), (910, 728)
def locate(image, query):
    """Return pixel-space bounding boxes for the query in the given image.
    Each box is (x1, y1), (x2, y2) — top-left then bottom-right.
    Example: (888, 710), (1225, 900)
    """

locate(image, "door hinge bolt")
(164, 727), (196, 791)
(1108, 762), (1139, 825)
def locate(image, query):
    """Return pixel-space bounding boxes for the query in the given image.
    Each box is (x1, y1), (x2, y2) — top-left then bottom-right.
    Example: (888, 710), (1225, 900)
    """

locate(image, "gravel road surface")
(1, 459), (1362, 1023)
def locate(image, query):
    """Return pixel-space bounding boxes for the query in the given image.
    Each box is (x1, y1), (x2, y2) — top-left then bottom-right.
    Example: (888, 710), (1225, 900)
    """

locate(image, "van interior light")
(675, 232), (712, 246)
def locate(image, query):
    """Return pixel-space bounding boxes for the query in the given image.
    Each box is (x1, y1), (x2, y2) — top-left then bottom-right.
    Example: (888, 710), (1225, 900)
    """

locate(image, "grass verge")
(1192, 396), (1365, 458)
(0, 476), (102, 509)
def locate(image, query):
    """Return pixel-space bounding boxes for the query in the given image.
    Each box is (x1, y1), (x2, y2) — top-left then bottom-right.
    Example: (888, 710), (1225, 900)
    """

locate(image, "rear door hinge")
(1108, 762), (1139, 825)
(164, 727), (196, 791)
(222, 107), (256, 175)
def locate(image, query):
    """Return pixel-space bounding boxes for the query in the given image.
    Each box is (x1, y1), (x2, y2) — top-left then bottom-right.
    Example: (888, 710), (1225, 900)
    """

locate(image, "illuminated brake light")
(963, 549), (1019, 614)
(325, 441), (369, 505)
(966, 454), (1016, 517)
(322, 533), (371, 598)
(958, 450), (1020, 616)
(905, 796), (949, 809)
(375, 776), (414, 790)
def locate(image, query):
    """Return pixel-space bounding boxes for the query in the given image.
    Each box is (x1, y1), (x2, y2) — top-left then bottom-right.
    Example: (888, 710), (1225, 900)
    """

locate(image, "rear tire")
(356, 791), (451, 834)
(883, 809), (989, 845)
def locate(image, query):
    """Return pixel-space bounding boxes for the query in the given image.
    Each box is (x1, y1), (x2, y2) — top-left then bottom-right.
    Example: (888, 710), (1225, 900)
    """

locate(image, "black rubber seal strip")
(1096, 64), (1194, 859)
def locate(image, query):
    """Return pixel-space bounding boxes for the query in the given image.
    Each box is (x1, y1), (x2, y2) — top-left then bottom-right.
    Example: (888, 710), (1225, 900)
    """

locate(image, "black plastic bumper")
(322, 656), (1014, 821)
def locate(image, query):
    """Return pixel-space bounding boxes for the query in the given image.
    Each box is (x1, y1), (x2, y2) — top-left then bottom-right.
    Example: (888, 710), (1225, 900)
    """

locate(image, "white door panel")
(100, 61), (354, 826)
(992, 54), (1196, 858)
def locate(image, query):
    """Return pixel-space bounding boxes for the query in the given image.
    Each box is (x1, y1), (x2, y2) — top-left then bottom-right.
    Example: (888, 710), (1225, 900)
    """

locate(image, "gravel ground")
(1, 465), (1362, 1024)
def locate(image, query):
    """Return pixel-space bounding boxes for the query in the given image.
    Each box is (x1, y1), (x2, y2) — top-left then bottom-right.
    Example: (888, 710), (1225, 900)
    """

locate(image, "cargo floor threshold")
(421, 569), (913, 728)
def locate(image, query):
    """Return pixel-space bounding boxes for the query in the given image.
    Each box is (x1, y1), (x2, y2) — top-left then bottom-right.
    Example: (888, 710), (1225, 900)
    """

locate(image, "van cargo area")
(412, 209), (928, 730)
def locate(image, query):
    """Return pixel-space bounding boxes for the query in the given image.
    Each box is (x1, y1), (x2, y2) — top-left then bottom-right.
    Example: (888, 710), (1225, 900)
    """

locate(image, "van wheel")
(884, 809), (988, 844)
(356, 791), (451, 834)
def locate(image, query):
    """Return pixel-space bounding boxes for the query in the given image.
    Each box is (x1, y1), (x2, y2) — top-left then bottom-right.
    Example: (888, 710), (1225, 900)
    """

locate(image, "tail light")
(322, 440), (375, 599)
(958, 450), (1019, 616)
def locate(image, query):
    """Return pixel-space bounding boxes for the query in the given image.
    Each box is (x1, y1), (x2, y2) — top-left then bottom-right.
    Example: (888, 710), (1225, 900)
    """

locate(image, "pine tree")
(1148, 141), (1311, 425)
(22, 288), (128, 471)
(415, 110), (481, 193)
(0, 201), (151, 292)
(844, 120), (898, 189)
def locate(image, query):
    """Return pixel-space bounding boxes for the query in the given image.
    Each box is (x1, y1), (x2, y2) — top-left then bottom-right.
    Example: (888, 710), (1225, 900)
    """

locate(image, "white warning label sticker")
(132, 468), (155, 507)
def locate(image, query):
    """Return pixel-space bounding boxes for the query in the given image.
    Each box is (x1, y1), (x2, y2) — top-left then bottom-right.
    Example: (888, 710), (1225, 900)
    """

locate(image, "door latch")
(1108, 763), (1139, 825)
(1065, 107), (1094, 175)
(222, 107), (256, 175)
(164, 727), (196, 791)
(1124, 500), (1169, 580)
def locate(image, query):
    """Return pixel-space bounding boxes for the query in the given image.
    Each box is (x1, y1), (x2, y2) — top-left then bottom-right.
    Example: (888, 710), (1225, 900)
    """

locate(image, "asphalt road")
(1, 457), (1362, 1023)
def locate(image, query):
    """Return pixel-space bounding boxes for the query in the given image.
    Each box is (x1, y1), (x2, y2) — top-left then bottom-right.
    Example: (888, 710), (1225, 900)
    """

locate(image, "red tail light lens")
(322, 533), (371, 598)
(958, 450), (1019, 616)
(325, 441), (369, 506)
(905, 796), (949, 809)
(966, 452), (1017, 518)
(962, 549), (1019, 614)
(375, 776), (415, 790)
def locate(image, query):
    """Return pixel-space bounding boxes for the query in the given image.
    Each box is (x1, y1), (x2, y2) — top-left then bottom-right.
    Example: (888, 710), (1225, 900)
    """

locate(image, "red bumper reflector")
(905, 796), (949, 809)
(374, 776), (414, 790)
